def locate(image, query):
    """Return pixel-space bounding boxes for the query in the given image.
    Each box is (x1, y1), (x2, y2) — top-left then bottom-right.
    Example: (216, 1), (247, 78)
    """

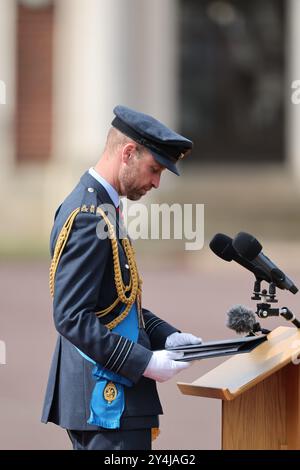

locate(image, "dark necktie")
(116, 199), (124, 220)
(116, 200), (126, 238)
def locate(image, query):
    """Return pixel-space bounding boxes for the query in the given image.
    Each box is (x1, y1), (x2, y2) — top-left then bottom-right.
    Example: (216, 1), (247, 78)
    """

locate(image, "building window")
(179, 0), (285, 164)
(16, 1), (54, 163)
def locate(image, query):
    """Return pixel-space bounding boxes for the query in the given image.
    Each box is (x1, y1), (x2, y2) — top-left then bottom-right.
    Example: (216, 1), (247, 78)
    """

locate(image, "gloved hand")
(165, 332), (202, 349)
(143, 350), (190, 383)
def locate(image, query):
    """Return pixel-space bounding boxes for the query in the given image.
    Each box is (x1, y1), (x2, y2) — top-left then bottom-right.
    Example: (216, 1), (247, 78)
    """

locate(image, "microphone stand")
(252, 281), (300, 329)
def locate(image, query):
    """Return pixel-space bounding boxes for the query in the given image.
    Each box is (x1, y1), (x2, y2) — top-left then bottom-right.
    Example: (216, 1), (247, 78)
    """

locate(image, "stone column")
(52, 0), (132, 169)
(52, 0), (179, 165)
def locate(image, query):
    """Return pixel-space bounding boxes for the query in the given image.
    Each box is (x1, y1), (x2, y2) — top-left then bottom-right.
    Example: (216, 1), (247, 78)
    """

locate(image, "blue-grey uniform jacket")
(41, 171), (178, 431)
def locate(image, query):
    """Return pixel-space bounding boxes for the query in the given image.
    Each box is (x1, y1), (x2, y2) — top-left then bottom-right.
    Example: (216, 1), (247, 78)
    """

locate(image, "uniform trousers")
(67, 429), (152, 450)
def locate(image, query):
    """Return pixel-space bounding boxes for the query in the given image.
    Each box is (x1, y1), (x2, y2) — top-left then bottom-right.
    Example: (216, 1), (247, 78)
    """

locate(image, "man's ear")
(122, 143), (136, 164)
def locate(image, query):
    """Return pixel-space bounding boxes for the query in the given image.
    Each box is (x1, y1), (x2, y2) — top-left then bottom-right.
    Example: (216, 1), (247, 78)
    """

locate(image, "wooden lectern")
(177, 326), (300, 449)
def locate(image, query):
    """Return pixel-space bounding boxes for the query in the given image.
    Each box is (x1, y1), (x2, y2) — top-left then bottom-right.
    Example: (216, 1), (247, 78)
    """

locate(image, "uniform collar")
(88, 167), (120, 208)
(80, 171), (116, 208)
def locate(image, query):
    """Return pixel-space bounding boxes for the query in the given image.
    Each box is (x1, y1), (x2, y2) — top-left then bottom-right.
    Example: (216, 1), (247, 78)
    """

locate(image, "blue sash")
(76, 303), (139, 429)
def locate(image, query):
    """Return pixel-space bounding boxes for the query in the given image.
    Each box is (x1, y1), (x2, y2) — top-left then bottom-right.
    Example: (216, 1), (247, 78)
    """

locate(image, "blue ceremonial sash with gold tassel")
(76, 302), (139, 429)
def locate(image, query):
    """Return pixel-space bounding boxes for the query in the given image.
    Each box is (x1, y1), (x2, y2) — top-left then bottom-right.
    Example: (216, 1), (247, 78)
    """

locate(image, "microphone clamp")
(251, 281), (278, 303)
(256, 302), (300, 329)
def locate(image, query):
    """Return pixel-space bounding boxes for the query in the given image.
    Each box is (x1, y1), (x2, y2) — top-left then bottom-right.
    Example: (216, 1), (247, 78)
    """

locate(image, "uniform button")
(88, 187), (95, 193)
(125, 264), (129, 269)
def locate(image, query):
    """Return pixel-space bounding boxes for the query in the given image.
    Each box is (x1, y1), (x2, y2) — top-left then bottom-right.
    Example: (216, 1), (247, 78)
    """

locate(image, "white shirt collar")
(88, 167), (120, 208)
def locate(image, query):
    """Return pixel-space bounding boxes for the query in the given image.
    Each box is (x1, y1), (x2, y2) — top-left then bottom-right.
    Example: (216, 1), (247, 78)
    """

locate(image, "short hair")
(105, 127), (144, 157)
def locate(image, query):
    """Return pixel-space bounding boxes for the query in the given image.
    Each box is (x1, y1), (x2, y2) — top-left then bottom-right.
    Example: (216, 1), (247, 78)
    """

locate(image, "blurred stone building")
(1, 0), (300, 256)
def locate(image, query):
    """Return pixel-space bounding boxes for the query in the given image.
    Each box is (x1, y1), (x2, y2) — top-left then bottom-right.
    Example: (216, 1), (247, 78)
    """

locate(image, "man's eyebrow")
(152, 163), (165, 171)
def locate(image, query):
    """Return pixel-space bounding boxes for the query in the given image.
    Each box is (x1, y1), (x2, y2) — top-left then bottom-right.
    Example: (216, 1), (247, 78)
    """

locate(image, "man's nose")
(152, 174), (161, 189)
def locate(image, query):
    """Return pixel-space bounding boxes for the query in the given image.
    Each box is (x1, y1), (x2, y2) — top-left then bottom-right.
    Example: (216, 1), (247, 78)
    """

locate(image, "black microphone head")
(209, 233), (235, 262)
(290, 285), (299, 295)
(226, 304), (257, 334)
(210, 233), (272, 281)
(233, 232), (262, 261)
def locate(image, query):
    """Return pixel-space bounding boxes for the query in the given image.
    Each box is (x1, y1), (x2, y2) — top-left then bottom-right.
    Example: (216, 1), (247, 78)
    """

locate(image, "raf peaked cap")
(111, 105), (193, 175)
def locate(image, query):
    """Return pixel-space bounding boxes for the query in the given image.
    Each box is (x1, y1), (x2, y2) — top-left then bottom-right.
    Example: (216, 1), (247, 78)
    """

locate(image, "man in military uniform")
(41, 105), (202, 450)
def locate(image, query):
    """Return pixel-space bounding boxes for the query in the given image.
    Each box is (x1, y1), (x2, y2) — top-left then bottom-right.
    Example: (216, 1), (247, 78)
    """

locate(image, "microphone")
(233, 232), (298, 294)
(226, 305), (269, 335)
(209, 233), (272, 282)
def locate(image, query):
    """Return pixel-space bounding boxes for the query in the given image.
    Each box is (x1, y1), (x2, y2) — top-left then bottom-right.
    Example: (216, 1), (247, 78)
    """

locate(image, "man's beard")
(120, 165), (146, 200)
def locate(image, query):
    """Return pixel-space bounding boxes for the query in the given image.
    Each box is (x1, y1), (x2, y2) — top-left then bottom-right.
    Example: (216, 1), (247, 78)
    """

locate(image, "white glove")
(165, 332), (202, 349)
(143, 350), (190, 383)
